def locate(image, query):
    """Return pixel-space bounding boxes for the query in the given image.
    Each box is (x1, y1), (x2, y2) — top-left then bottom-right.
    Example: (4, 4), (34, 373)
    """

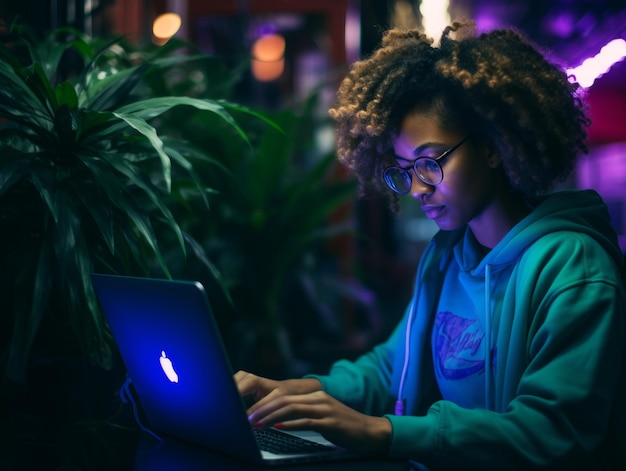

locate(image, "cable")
(484, 264), (492, 410)
(119, 373), (164, 443)
(395, 298), (417, 416)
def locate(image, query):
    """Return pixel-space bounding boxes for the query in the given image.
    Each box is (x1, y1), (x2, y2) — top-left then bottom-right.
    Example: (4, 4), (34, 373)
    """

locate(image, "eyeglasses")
(383, 136), (470, 195)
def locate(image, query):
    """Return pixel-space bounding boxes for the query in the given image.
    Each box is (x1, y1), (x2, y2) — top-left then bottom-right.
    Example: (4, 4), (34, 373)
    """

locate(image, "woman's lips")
(421, 205), (444, 219)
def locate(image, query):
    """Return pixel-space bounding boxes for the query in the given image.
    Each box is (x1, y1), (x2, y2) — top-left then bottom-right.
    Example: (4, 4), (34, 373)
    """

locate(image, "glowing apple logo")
(159, 350), (179, 383)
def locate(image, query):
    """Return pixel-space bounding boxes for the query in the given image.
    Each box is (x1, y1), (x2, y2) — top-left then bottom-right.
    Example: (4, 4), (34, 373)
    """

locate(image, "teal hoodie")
(311, 189), (626, 470)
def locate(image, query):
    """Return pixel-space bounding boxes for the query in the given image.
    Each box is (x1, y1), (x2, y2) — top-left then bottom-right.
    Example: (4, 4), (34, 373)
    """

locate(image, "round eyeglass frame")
(383, 136), (470, 195)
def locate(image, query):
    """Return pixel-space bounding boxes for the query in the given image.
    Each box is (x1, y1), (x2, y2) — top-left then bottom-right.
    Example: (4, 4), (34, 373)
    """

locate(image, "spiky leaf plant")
(0, 25), (267, 382)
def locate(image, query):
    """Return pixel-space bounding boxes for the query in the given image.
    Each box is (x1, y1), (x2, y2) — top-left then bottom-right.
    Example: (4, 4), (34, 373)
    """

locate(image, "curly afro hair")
(328, 19), (590, 209)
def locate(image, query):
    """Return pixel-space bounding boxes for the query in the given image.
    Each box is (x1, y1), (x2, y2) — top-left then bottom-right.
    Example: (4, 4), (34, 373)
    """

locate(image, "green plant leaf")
(75, 109), (115, 140)
(78, 154), (171, 262)
(118, 96), (248, 140)
(29, 166), (58, 223)
(0, 59), (54, 130)
(70, 231), (113, 369)
(55, 81), (79, 109)
(6, 236), (54, 382)
(67, 35), (95, 62)
(76, 185), (116, 255)
(0, 152), (31, 197)
(121, 199), (171, 277)
(163, 144), (211, 210)
(29, 26), (90, 82)
(52, 189), (80, 282)
(247, 111), (294, 210)
(112, 111), (172, 191)
(84, 154), (176, 276)
(80, 62), (149, 110)
(183, 232), (233, 306)
(219, 100), (286, 135)
(32, 63), (58, 112)
(54, 104), (77, 148)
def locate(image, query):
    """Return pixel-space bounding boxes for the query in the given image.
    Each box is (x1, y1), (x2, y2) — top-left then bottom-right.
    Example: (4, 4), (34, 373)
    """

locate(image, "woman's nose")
(409, 172), (434, 198)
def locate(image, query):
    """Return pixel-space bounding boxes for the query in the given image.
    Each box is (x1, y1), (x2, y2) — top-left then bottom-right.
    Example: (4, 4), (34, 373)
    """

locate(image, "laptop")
(91, 273), (360, 466)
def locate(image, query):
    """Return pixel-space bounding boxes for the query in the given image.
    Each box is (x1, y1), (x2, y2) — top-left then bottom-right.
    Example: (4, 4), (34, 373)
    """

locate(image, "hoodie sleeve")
(386, 232), (626, 470)
(305, 308), (410, 417)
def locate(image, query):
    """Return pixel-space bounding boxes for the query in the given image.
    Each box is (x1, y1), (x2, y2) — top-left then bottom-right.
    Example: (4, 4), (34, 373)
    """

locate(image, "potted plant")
(0, 24), (271, 387)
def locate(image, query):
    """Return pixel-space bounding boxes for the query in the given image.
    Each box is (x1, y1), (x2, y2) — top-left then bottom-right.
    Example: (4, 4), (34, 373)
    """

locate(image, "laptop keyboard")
(255, 428), (334, 454)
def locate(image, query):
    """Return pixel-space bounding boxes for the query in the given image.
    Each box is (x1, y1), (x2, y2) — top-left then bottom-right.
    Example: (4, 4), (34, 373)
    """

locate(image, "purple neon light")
(567, 38), (626, 89)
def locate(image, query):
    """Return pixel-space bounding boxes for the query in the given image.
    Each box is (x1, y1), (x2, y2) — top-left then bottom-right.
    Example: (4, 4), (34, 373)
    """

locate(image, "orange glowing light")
(251, 57), (285, 82)
(251, 33), (286, 81)
(153, 13), (182, 40)
(251, 34), (286, 62)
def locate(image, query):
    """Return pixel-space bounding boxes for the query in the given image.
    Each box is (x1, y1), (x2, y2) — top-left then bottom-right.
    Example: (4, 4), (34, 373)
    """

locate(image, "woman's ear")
(488, 155), (501, 169)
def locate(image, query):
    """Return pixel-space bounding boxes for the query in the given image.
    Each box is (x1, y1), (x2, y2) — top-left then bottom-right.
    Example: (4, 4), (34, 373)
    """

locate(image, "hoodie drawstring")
(484, 264), (492, 410)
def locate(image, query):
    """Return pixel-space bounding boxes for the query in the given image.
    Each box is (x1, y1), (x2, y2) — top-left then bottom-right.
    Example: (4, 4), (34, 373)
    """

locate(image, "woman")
(236, 20), (626, 470)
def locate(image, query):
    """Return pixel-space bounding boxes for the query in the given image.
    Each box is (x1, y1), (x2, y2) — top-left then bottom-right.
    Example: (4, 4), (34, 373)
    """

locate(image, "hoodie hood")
(457, 189), (623, 274)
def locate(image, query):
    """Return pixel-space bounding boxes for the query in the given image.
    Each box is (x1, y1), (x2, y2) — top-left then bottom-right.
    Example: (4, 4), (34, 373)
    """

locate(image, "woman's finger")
(248, 391), (332, 427)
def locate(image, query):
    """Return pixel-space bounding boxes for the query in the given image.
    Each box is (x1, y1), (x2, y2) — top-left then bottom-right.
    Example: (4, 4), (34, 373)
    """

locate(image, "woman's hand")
(235, 371), (391, 456)
(234, 370), (322, 403)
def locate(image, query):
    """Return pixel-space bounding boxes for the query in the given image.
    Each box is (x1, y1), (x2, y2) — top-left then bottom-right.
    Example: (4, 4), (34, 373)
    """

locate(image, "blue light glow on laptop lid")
(92, 273), (265, 463)
(91, 273), (355, 466)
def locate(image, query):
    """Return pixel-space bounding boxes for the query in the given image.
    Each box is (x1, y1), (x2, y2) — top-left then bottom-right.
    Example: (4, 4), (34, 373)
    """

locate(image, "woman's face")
(392, 109), (503, 234)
